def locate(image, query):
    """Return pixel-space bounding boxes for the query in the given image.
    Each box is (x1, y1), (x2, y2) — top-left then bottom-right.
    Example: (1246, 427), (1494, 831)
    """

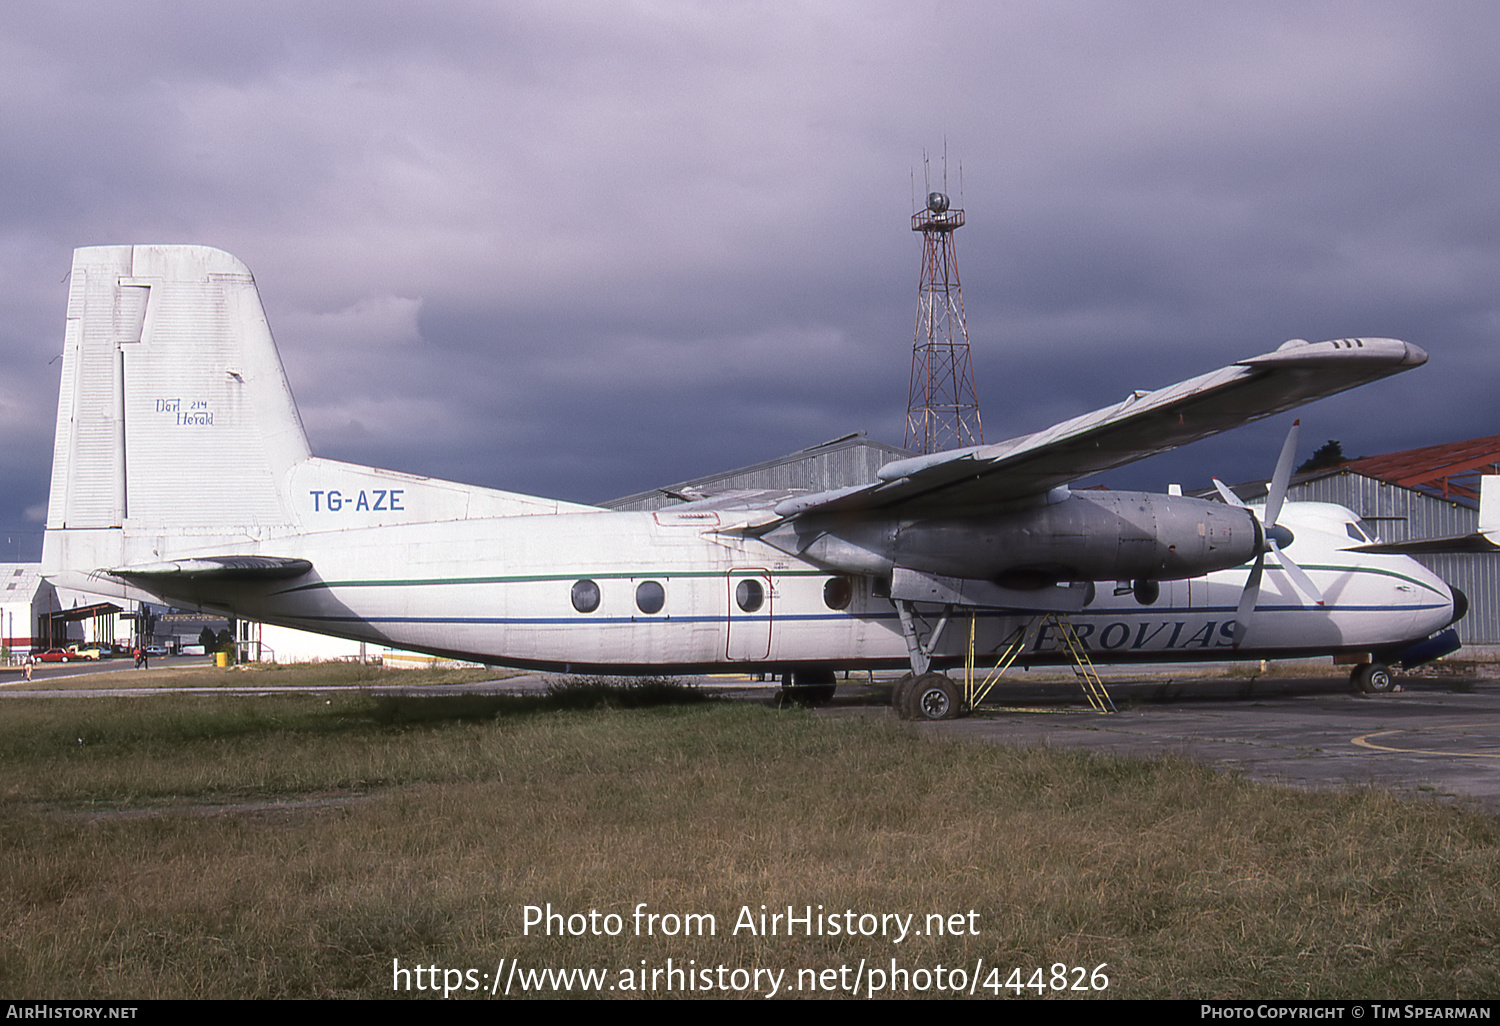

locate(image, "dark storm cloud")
(3, 2), (1499, 556)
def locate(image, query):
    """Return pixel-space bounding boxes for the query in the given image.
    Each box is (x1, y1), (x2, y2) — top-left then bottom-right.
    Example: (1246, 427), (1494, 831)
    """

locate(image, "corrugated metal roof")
(602, 434), (912, 511)
(1338, 434), (1500, 505)
(0, 563), (45, 600)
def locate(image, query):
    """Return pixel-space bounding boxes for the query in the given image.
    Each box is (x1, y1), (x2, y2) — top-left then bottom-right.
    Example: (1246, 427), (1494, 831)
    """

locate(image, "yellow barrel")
(215, 651), (229, 668)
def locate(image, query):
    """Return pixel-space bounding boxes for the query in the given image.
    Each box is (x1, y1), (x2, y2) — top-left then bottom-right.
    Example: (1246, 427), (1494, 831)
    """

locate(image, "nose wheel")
(1351, 662), (1399, 694)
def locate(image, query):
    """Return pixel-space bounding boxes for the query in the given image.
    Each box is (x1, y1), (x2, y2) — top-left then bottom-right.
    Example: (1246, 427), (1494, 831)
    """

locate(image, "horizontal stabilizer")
(110, 555), (314, 580)
(1351, 535), (1500, 555)
(1352, 476), (1500, 554)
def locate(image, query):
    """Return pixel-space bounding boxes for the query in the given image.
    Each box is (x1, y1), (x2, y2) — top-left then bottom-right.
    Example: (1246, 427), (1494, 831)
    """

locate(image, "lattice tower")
(905, 190), (982, 453)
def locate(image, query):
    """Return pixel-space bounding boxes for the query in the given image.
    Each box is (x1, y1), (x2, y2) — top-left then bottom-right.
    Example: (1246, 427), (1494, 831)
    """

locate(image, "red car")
(35, 648), (73, 662)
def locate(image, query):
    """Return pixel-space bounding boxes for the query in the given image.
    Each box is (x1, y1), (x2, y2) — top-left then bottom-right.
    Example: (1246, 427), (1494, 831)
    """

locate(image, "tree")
(1297, 439), (1346, 474)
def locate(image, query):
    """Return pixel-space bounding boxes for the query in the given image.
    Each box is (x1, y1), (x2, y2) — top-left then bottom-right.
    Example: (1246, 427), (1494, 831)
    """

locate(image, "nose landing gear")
(1351, 662), (1399, 694)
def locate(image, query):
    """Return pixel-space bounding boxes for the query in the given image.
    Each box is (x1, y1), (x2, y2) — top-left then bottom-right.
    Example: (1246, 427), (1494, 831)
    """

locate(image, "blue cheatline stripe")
(276, 561), (1447, 600)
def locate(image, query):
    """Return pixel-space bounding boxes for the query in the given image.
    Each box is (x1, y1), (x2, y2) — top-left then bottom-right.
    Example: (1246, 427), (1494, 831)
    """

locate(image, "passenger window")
(735, 578), (764, 613)
(824, 576), (853, 610)
(635, 580), (665, 615)
(571, 579), (600, 613)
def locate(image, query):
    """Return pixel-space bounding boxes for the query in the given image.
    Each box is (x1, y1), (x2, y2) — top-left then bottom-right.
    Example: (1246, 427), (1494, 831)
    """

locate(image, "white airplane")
(41, 245), (1462, 717)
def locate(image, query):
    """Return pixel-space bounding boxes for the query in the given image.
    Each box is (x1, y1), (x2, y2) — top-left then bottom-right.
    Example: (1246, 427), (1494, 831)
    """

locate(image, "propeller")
(1212, 419), (1325, 648)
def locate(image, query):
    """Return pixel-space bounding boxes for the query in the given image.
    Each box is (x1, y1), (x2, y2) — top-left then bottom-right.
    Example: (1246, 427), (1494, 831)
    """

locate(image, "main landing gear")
(890, 598), (967, 721)
(776, 668), (838, 707)
(891, 671), (963, 721)
(889, 599), (1119, 721)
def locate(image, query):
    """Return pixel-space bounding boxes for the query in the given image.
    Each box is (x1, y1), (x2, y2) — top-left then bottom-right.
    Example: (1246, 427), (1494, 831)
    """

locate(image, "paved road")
(900, 671), (1500, 812)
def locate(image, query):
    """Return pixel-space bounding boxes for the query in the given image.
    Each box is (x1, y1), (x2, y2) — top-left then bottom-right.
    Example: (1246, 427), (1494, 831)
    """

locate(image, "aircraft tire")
(776, 670), (837, 708)
(903, 672), (964, 721)
(890, 672), (917, 712)
(1352, 662), (1397, 694)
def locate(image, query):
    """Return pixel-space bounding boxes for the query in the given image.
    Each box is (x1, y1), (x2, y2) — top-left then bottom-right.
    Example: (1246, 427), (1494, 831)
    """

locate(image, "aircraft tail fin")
(1480, 476), (1500, 537)
(42, 245), (600, 588)
(45, 245), (312, 539)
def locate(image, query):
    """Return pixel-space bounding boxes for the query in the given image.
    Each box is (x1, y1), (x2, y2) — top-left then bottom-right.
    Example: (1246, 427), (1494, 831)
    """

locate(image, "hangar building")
(603, 433), (911, 511)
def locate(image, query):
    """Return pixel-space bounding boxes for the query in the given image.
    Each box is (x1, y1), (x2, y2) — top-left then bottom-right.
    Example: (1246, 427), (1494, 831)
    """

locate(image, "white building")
(1, 563), (59, 657)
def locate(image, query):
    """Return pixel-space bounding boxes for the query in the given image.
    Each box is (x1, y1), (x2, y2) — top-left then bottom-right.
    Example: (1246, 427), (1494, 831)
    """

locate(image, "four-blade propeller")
(1212, 419), (1325, 648)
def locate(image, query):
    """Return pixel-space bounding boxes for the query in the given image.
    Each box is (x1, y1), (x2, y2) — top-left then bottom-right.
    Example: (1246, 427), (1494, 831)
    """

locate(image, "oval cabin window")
(635, 580), (665, 615)
(735, 578), (764, 613)
(571, 579), (601, 613)
(823, 576), (853, 610)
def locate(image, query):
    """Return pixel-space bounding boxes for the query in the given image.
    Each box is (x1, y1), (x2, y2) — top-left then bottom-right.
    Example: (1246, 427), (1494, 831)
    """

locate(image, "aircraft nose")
(1448, 585), (1469, 626)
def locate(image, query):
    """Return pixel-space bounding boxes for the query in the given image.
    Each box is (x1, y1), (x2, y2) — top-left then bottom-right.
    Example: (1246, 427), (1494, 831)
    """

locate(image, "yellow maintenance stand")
(962, 611), (1117, 714)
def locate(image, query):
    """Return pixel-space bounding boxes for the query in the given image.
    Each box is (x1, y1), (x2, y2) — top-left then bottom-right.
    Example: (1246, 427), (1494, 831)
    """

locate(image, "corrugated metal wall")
(1289, 470), (1500, 644)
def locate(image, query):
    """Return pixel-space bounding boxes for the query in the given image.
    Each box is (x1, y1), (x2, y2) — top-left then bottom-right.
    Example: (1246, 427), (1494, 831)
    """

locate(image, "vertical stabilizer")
(1481, 476), (1500, 538)
(45, 245), (312, 542)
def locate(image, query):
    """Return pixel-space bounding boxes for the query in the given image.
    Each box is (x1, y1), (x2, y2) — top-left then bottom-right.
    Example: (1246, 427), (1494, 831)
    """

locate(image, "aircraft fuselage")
(50, 500), (1454, 674)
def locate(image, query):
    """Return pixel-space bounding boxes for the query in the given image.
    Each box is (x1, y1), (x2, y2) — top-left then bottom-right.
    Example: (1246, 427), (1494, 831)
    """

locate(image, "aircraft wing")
(774, 337), (1426, 518)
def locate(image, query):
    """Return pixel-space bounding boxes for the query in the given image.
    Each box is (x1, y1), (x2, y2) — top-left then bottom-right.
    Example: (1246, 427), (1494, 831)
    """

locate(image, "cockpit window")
(1345, 521), (1371, 543)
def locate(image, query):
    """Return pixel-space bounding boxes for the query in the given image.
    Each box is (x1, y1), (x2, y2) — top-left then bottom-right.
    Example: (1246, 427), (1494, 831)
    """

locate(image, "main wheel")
(902, 672), (964, 721)
(776, 670), (837, 707)
(1351, 662), (1397, 694)
(890, 672), (917, 712)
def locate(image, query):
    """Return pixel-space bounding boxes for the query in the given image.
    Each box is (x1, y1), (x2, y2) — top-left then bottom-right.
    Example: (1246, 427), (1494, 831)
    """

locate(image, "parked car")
(35, 648), (72, 662)
(67, 645), (104, 660)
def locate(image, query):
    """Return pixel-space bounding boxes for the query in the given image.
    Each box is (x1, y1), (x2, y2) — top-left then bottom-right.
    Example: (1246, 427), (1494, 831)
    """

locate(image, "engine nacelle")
(769, 490), (1258, 586)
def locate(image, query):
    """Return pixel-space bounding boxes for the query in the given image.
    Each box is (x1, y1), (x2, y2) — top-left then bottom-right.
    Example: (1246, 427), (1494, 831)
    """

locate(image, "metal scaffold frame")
(963, 611), (1117, 714)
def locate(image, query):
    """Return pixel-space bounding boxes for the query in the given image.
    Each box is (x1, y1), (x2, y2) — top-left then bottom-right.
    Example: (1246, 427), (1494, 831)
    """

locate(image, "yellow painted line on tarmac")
(1352, 726), (1500, 759)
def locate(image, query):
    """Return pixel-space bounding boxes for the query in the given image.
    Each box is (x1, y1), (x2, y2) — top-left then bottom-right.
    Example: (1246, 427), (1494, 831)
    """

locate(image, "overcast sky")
(3, 2), (1498, 559)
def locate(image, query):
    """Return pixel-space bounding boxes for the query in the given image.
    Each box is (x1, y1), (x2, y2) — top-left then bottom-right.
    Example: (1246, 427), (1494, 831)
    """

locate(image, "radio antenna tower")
(904, 154), (982, 454)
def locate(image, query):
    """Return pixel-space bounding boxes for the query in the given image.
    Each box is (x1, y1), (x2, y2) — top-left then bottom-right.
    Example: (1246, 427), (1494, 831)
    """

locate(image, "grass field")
(2, 670), (1497, 999)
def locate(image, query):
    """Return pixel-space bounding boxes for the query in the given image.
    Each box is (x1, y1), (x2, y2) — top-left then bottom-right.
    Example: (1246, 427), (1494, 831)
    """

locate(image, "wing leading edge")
(110, 556), (315, 580)
(775, 337), (1426, 518)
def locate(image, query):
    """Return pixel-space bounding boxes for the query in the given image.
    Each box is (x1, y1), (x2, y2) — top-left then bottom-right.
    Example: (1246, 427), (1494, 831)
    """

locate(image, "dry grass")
(1, 689), (1497, 999)
(12, 659), (510, 691)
